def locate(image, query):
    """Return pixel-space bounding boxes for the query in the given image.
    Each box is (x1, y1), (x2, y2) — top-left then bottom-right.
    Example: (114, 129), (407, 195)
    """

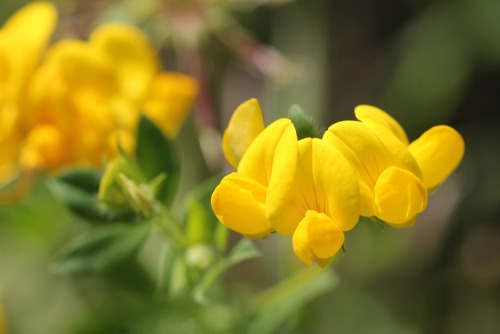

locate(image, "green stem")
(154, 203), (187, 249)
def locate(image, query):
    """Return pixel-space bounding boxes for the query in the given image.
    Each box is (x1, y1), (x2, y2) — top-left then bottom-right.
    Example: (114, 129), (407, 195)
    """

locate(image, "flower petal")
(266, 124), (302, 235)
(408, 125), (464, 191)
(142, 72), (199, 138)
(45, 40), (114, 93)
(323, 121), (389, 216)
(293, 210), (344, 267)
(354, 105), (409, 145)
(211, 173), (274, 238)
(223, 98), (265, 169)
(310, 138), (360, 231)
(374, 166), (427, 226)
(89, 23), (158, 101)
(238, 118), (292, 186)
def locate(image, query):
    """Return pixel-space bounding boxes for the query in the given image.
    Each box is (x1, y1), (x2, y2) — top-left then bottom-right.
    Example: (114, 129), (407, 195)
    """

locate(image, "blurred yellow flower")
(0, 2), (198, 192)
(0, 1), (57, 185)
(22, 22), (198, 172)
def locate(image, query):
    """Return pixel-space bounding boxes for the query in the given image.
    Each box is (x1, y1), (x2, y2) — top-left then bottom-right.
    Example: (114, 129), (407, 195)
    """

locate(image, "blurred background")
(1, 0), (500, 333)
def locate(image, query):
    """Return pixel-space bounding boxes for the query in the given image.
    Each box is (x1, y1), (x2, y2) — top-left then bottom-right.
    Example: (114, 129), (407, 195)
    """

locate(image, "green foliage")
(135, 114), (180, 206)
(288, 105), (321, 140)
(192, 239), (260, 304)
(49, 169), (135, 223)
(247, 267), (338, 334)
(53, 222), (151, 275)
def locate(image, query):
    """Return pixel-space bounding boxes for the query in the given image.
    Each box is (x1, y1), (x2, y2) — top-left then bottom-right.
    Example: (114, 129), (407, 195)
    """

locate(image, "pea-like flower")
(212, 99), (464, 267)
(323, 105), (464, 227)
(212, 99), (360, 267)
(212, 99), (297, 238)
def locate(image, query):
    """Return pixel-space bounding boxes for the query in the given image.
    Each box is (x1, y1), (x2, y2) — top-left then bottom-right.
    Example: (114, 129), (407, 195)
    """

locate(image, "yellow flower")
(354, 105), (465, 193)
(212, 99), (360, 267)
(212, 118), (296, 238)
(267, 138), (360, 267)
(20, 22), (198, 173)
(0, 1), (57, 184)
(324, 105), (464, 227)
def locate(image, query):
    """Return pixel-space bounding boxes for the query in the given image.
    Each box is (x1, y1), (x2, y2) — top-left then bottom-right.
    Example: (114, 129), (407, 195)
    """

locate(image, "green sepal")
(288, 105), (321, 140)
(135, 115), (180, 206)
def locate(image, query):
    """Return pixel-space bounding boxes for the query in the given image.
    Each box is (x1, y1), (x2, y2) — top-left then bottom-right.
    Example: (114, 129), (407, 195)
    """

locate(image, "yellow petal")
(408, 125), (464, 191)
(19, 123), (69, 171)
(310, 138), (360, 231)
(323, 121), (389, 216)
(223, 98), (265, 169)
(211, 173), (274, 238)
(292, 210), (344, 267)
(0, 1), (57, 98)
(89, 23), (158, 101)
(268, 137), (360, 235)
(354, 105), (409, 145)
(238, 118), (292, 186)
(45, 40), (114, 93)
(266, 124), (302, 235)
(141, 72), (199, 138)
(374, 166), (427, 226)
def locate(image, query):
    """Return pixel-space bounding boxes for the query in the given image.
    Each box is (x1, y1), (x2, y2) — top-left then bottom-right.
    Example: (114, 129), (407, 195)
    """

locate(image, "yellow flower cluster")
(0, 2), (198, 186)
(212, 99), (464, 267)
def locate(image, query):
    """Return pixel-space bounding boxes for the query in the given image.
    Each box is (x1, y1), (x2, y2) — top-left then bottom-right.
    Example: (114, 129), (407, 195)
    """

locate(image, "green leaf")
(48, 178), (135, 223)
(53, 223), (151, 275)
(57, 168), (102, 193)
(192, 239), (260, 304)
(248, 267), (338, 334)
(135, 115), (180, 206)
(288, 105), (321, 140)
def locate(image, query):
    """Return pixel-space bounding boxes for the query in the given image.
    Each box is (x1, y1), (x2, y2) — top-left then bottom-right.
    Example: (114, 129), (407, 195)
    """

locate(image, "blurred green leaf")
(185, 198), (212, 245)
(184, 174), (224, 246)
(53, 223), (151, 275)
(192, 239), (260, 304)
(48, 177), (135, 223)
(57, 168), (102, 193)
(135, 115), (180, 206)
(289, 105), (321, 140)
(248, 267), (338, 334)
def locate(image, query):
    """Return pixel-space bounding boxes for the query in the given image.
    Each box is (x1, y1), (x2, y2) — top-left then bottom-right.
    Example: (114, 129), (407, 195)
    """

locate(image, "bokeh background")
(1, 0), (500, 333)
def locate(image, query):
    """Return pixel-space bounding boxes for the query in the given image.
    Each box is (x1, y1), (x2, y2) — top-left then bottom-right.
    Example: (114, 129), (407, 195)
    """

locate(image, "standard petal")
(223, 98), (265, 169)
(310, 138), (360, 231)
(211, 173), (274, 238)
(238, 118), (292, 186)
(292, 210), (344, 267)
(266, 124), (302, 235)
(408, 125), (464, 191)
(323, 121), (389, 217)
(89, 23), (158, 101)
(374, 166), (428, 226)
(354, 105), (409, 145)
